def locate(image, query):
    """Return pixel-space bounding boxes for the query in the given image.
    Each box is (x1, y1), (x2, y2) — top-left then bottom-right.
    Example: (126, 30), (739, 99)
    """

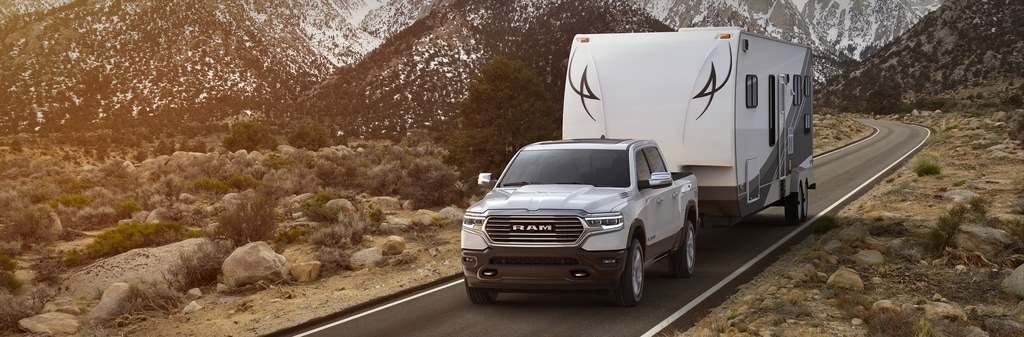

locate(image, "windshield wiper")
(501, 181), (531, 187)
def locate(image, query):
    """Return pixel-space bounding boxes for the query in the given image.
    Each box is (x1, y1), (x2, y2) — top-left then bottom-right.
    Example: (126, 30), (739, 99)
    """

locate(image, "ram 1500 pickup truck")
(460, 139), (699, 306)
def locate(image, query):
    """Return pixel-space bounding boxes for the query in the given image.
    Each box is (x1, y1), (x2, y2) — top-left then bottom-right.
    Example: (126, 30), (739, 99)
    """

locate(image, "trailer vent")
(484, 215), (586, 245)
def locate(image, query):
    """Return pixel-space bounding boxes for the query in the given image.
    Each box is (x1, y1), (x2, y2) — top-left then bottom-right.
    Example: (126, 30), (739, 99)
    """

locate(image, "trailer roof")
(527, 138), (649, 150)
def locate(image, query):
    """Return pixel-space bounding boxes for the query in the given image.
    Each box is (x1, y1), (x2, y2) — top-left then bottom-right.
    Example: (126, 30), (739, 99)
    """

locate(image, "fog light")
(462, 256), (477, 267)
(481, 269), (498, 277)
(601, 257), (618, 264)
(570, 270), (589, 278)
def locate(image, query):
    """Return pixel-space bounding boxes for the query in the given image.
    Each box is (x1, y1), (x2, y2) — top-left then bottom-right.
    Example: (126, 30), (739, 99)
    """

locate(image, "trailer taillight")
(718, 33), (732, 40)
(578, 36), (590, 43)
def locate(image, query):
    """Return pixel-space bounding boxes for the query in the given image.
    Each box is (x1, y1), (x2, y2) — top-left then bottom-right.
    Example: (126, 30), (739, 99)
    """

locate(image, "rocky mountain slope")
(0, 0), (437, 134)
(821, 0), (1024, 113)
(0, 0), (69, 22)
(299, 0), (671, 138)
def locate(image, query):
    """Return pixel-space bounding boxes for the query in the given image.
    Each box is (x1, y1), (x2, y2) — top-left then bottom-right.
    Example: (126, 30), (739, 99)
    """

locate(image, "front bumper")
(462, 246), (627, 291)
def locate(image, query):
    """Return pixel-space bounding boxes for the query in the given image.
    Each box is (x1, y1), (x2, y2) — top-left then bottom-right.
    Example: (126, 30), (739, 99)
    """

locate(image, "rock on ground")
(917, 301), (967, 321)
(145, 207), (174, 223)
(1003, 264), (1024, 299)
(351, 247), (384, 269)
(438, 206), (464, 224)
(222, 241), (290, 288)
(827, 267), (864, 291)
(325, 198), (356, 218)
(64, 238), (210, 299)
(87, 282), (131, 321)
(43, 297), (81, 315)
(836, 224), (868, 243)
(955, 224), (1012, 257)
(364, 196), (402, 212)
(182, 300), (203, 314)
(18, 312), (81, 335)
(381, 216), (413, 233)
(381, 236), (407, 256)
(942, 189), (980, 203)
(290, 261), (322, 283)
(851, 250), (885, 266)
(186, 288), (203, 300)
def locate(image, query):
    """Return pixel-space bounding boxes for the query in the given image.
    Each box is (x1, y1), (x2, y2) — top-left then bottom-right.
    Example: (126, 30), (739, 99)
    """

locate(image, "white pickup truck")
(460, 139), (699, 306)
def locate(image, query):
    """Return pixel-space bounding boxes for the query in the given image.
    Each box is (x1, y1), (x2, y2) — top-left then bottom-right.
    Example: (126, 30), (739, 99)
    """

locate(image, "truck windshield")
(499, 149), (630, 188)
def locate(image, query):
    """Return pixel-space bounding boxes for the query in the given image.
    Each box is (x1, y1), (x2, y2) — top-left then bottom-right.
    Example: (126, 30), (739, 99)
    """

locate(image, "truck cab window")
(768, 75), (776, 146)
(635, 150), (651, 182)
(745, 75), (758, 108)
(642, 147), (668, 173)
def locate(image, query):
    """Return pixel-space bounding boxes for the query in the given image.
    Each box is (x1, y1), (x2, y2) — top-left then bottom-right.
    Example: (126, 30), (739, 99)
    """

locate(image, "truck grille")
(484, 215), (585, 245)
(490, 256), (578, 265)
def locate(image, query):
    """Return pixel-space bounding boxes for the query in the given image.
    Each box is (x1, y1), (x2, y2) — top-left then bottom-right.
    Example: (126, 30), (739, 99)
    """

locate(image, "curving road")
(281, 120), (930, 337)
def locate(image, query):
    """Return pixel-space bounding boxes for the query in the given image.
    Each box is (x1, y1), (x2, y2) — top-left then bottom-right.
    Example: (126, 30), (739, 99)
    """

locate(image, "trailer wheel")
(800, 181), (809, 221)
(784, 189), (801, 226)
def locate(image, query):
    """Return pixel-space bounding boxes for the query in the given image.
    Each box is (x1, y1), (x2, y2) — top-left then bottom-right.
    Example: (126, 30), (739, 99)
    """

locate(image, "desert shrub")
(274, 227), (307, 244)
(2, 204), (57, 243)
(75, 206), (118, 230)
(400, 158), (461, 207)
(913, 156), (941, 177)
(310, 222), (364, 250)
(225, 175), (259, 190)
(81, 222), (192, 259)
(302, 192), (340, 222)
(810, 215), (838, 234)
(866, 309), (921, 337)
(192, 178), (231, 194)
(114, 200), (142, 219)
(0, 254), (19, 292)
(925, 199), (986, 254)
(317, 247), (352, 273)
(223, 122), (277, 152)
(287, 123), (333, 150)
(167, 240), (232, 291)
(47, 193), (92, 208)
(0, 292), (37, 331)
(216, 190), (279, 245)
(1004, 218), (1024, 245)
(30, 255), (65, 286)
(125, 282), (183, 315)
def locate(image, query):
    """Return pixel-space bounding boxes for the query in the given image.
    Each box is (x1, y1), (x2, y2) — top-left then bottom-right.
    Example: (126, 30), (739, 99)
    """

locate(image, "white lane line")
(639, 123), (930, 337)
(814, 124), (880, 160)
(292, 280), (465, 337)
(294, 122), (913, 337)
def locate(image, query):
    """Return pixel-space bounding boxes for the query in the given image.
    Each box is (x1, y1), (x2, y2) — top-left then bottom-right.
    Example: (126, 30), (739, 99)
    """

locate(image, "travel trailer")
(562, 27), (815, 226)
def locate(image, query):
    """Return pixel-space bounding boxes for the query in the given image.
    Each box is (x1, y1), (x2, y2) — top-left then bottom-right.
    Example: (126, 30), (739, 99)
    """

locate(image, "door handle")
(656, 198), (663, 204)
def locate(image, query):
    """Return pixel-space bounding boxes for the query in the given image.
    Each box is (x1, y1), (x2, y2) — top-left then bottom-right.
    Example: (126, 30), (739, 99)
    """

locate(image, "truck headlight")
(585, 214), (624, 231)
(462, 214), (486, 230)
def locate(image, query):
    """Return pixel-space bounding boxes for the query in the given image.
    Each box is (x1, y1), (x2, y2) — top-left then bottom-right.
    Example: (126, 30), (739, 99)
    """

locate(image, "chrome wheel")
(631, 245), (643, 300)
(685, 225), (696, 272)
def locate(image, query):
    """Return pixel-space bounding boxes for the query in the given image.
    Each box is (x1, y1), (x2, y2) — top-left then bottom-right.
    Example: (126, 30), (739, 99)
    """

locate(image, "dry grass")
(0, 253), (19, 292)
(78, 221), (195, 260)
(913, 156), (942, 177)
(215, 190), (279, 246)
(925, 197), (988, 254)
(167, 240), (232, 291)
(124, 282), (183, 315)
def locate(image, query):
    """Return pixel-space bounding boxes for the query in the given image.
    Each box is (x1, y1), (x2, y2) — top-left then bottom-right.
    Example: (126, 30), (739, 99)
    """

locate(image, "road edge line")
(639, 122), (931, 337)
(814, 120), (879, 159)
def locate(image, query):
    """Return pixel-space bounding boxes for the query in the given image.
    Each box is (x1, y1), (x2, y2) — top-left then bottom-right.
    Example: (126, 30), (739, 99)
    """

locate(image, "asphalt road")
(287, 120), (930, 337)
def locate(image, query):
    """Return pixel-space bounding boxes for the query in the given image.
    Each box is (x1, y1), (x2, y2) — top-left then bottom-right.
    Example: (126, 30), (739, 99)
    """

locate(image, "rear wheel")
(465, 282), (498, 305)
(669, 219), (696, 279)
(799, 181), (809, 221)
(784, 187), (802, 226)
(611, 238), (644, 306)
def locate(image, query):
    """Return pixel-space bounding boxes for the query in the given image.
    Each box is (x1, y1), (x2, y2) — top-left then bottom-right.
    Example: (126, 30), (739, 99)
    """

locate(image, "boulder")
(186, 288), (203, 300)
(18, 312), (80, 335)
(785, 263), (817, 283)
(365, 196), (402, 212)
(863, 236), (889, 252)
(438, 206), (464, 225)
(851, 250), (886, 266)
(984, 317), (1024, 336)
(836, 224), (868, 243)
(145, 207), (174, 223)
(290, 261), (322, 283)
(43, 297), (81, 315)
(992, 111), (1009, 122)
(380, 236), (407, 256)
(182, 300), (203, 314)
(222, 241), (290, 288)
(827, 267), (864, 291)
(942, 190), (979, 203)
(288, 193), (315, 208)
(87, 282), (131, 321)
(325, 198), (357, 218)
(823, 239), (842, 253)
(918, 301), (966, 321)
(1003, 264), (1024, 299)
(222, 192), (245, 210)
(351, 247), (384, 269)
(962, 326), (990, 337)
(64, 238), (211, 299)
(887, 238), (927, 262)
(955, 224), (1012, 256)
(411, 210), (443, 227)
(381, 216), (413, 233)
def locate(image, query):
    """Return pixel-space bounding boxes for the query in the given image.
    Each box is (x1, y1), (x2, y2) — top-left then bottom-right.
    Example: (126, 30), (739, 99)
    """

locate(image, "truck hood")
(471, 185), (628, 214)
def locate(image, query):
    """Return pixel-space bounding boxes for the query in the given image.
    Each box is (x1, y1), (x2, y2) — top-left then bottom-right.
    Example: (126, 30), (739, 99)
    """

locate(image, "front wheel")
(465, 282), (498, 305)
(611, 238), (644, 306)
(669, 219), (696, 278)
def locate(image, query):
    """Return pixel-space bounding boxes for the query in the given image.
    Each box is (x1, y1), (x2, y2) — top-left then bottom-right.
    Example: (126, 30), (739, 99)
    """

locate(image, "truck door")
(636, 147), (679, 257)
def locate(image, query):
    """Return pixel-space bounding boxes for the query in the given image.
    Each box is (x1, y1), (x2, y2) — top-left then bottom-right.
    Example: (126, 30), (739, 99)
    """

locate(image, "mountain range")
(0, 0), (945, 135)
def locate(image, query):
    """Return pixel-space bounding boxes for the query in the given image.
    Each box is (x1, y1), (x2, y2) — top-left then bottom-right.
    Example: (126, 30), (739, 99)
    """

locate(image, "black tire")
(465, 282), (498, 305)
(669, 219), (696, 279)
(799, 182), (809, 221)
(784, 189), (801, 226)
(611, 238), (644, 307)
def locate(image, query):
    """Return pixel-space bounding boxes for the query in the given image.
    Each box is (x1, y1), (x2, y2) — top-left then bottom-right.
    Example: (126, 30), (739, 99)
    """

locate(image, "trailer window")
(793, 75), (802, 106)
(635, 150), (651, 182)
(768, 75), (776, 146)
(642, 147), (668, 173)
(745, 75), (758, 108)
(804, 76), (812, 97)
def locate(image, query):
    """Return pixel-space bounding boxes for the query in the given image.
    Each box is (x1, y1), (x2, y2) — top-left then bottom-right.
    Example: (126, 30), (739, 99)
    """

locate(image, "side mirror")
(477, 173), (493, 186)
(644, 172), (673, 189)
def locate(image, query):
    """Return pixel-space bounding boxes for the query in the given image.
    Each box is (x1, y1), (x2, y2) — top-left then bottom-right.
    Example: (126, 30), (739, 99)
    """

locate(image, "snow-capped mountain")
(0, 0), (434, 133)
(300, 0), (671, 138)
(822, 0), (1024, 112)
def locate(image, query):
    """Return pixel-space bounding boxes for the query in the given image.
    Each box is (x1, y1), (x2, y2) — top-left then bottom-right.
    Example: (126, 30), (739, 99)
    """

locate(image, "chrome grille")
(484, 215), (585, 245)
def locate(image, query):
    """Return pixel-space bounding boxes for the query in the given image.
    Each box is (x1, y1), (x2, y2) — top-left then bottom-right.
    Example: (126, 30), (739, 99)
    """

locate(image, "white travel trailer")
(562, 27), (815, 226)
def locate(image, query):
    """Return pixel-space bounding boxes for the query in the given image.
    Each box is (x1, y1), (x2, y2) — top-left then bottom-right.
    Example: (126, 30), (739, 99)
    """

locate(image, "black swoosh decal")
(693, 44), (733, 120)
(567, 49), (600, 122)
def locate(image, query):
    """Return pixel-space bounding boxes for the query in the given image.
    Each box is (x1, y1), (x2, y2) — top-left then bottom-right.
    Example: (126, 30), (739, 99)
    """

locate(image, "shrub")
(0, 253), (19, 292)
(30, 255), (65, 285)
(167, 240), (232, 291)
(924, 200), (986, 254)
(114, 200), (142, 219)
(866, 309), (921, 337)
(2, 204), (58, 243)
(222, 122), (277, 152)
(287, 123), (333, 150)
(82, 222), (192, 259)
(317, 247), (352, 273)
(125, 282), (182, 315)
(75, 206), (119, 230)
(913, 157), (941, 177)
(0, 292), (37, 331)
(225, 175), (259, 190)
(216, 190), (278, 245)
(302, 192), (340, 222)
(810, 215), (838, 234)
(47, 193), (92, 208)
(274, 227), (307, 244)
(193, 178), (231, 194)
